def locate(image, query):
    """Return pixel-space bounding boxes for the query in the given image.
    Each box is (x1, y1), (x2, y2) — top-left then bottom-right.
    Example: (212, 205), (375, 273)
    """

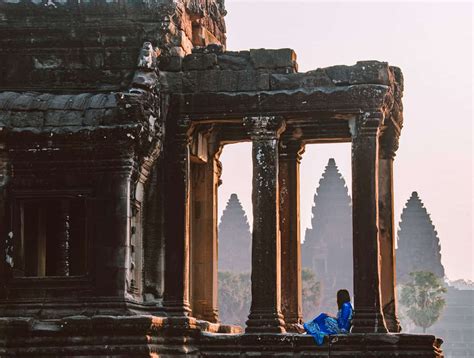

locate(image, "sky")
(217, 1), (473, 281)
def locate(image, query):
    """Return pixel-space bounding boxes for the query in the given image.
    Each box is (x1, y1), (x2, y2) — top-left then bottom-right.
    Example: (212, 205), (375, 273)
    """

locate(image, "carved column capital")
(279, 140), (305, 163)
(243, 115), (286, 140)
(379, 122), (400, 160)
(350, 111), (383, 139)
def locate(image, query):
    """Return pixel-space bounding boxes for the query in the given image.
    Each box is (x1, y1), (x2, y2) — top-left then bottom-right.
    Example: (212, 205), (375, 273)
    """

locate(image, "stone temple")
(218, 193), (251, 273)
(396, 191), (445, 283)
(302, 158), (353, 315)
(0, 0), (443, 356)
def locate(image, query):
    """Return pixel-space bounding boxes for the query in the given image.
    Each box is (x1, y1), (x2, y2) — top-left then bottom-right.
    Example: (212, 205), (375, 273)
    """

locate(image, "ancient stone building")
(396, 191), (445, 283)
(302, 158), (353, 315)
(429, 287), (474, 358)
(396, 193), (471, 358)
(218, 193), (251, 273)
(0, 0), (443, 356)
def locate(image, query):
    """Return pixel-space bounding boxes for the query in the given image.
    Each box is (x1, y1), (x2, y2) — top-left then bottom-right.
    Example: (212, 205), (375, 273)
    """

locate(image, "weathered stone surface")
(217, 70), (240, 92)
(178, 85), (392, 119)
(325, 61), (391, 85)
(160, 72), (183, 93)
(132, 71), (159, 90)
(158, 55), (183, 72)
(270, 70), (334, 90)
(217, 53), (252, 70)
(250, 48), (297, 72)
(0, 0), (226, 90)
(183, 53), (218, 71)
(182, 71), (199, 92)
(0, 92), (154, 131)
(192, 44), (225, 54)
(9, 111), (44, 128)
(238, 70), (270, 91)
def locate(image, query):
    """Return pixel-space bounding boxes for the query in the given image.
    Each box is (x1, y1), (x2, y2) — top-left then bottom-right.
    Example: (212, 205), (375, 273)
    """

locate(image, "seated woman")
(303, 289), (353, 345)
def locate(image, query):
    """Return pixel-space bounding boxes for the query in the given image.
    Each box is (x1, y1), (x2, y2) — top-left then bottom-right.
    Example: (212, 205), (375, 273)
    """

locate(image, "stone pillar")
(379, 128), (401, 332)
(244, 115), (286, 333)
(350, 113), (387, 333)
(279, 140), (304, 330)
(0, 138), (9, 292)
(94, 171), (131, 297)
(190, 134), (221, 323)
(56, 200), (70, 276)
(163, 117), (193, 316)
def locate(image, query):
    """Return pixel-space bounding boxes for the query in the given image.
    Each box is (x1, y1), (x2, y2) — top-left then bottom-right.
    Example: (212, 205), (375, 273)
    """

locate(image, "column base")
(245, 309), (286, 333)
(384, 316), (402, 333)
(383, 301), (401, 332)
(284, 315), (303, 332)
(194, 306), (219, 324)
(163, 299), (192, 317)
(351, 308), (388, 333)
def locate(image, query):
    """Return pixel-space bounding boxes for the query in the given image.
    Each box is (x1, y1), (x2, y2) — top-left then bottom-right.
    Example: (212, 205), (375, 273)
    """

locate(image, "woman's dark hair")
(337, 289), (351, 309)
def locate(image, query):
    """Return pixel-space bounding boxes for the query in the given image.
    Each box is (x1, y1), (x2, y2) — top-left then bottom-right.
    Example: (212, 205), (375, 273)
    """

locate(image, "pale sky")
(217, 1), (473, 281)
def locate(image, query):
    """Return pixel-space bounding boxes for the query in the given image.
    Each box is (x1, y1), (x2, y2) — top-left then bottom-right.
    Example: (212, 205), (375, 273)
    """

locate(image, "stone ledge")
(159, 56), (402, 96)
(0, 316), (443, 357)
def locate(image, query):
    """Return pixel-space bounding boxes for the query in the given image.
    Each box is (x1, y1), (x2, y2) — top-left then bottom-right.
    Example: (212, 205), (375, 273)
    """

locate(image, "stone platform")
(0, 315), (443, 357)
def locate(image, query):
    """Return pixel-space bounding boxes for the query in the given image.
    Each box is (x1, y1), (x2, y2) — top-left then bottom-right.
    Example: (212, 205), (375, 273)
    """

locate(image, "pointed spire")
(302, 158), (353, 314)
(306, 158), (351, 240)
(218, 193), (252, 272)
(396, 191), (445, 283)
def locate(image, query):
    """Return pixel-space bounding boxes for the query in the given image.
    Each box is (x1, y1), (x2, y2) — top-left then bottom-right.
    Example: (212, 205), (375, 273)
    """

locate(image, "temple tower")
(218, 193), (252, 273)
(302, 158), (353, 314)
(396, 191), (445, 283)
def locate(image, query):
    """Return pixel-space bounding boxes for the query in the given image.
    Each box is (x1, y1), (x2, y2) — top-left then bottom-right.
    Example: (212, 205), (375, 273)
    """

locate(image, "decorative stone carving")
(243, 115), (286, 140)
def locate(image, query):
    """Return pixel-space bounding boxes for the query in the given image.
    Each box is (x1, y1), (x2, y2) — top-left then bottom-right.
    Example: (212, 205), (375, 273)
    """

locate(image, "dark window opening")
(12, 197), (87, 278)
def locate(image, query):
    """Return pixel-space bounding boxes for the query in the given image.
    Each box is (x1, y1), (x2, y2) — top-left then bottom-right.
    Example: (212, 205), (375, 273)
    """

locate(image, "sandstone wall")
(0, 0), (226, 91)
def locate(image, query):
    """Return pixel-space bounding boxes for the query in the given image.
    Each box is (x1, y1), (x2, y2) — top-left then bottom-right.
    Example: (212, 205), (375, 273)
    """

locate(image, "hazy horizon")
(217, 1), (473, 282)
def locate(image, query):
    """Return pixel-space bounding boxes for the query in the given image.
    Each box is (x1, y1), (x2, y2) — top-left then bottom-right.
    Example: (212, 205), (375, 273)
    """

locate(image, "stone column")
(94, 171), (131, 297)
(163, 117), (193, 316)
(190, 134), (222, 323)
(350, 113), (387, 333)
(244, 115), (286, 333)
(56, 200), (70, 276)
(279, 140), (304, 330)
(379, 127), (401, 332)
(0, 139), (8, 289)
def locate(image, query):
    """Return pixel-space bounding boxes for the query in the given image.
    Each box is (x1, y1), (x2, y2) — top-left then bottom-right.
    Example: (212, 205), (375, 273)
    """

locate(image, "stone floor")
(0, 315), (443, 357)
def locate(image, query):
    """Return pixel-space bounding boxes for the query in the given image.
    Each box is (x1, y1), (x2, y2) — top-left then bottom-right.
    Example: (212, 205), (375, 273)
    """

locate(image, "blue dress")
(303, 302), (353, 345)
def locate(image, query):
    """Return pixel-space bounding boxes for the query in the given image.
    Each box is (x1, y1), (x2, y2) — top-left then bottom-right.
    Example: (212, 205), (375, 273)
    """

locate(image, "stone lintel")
(176, 86), (390, 120)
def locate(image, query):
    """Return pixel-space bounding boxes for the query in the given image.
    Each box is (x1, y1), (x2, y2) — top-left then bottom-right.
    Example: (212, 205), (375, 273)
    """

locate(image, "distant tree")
(218, 268), (320, 326)
(301, 268), (321, 320)
(218, 271), (251, 326)
(399, 271), (447, 333)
